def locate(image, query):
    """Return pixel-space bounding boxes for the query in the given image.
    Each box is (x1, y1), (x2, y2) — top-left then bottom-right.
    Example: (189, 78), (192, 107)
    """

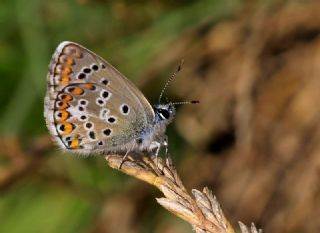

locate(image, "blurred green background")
(0, 1), (239, 233)
(1, 0), (320, 233)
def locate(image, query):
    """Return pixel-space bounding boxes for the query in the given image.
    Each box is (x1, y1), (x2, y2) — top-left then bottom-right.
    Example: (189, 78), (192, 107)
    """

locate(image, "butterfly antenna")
(158, 59), (184, 103)
(171, 100), (200, 106)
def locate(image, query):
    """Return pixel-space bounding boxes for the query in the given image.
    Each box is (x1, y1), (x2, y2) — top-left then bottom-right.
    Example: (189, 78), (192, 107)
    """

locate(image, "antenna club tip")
(177, 59), (185, 71)
(191, 100), (200, 104)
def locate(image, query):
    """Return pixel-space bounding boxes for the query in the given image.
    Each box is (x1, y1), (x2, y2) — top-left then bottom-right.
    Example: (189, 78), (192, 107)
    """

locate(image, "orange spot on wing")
(62, 66), (72, 75)
(70, 136), (80, 149)
(61, 75), (70, 84)
(59, 110), (70, 122)
(58, 57), (74, 85)
(58, 102), (69, 110)
(60, 94), (73, 102)
(61, 122), (74, 135)
(72, 88), (84, 95)
(66, 58), (75, 66)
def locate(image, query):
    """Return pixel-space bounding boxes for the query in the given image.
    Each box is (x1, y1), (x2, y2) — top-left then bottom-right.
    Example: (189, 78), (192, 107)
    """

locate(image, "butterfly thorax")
(136, 104), (176, 152)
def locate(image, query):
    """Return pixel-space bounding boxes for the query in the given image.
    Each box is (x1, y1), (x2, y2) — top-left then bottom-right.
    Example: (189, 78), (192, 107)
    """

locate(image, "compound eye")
(159, 109), (170, 120)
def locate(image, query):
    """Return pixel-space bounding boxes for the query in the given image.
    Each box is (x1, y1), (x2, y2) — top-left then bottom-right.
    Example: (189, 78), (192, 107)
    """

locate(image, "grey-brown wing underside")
(44, 41), (155, 154)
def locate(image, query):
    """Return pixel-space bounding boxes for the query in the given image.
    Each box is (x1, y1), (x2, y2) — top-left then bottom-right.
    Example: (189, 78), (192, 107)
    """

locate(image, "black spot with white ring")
(89, 131), (96, 140)
(56, 101), (63, 107)
(79, 115), (87, 121)
(103, 128), (112, 136)
(91, 64), (99, 71)
(67, 140), (72, 147)
(107, 117), (116, 124)
(120, 104), (130, 115)
(83, 68), (91, 74)
(59, 94), (66, 100)
(101, 91), (109, 99)
(67, 87), (75, 93)
(79, 99), (88, 106)
(56, 112), (62, 118)
(101, 79), (109, 85)
(59, 124), (65, 132)
(78, 73), (86, 79)
(96, 98), (105, 106)
(85, 122), (93, 129)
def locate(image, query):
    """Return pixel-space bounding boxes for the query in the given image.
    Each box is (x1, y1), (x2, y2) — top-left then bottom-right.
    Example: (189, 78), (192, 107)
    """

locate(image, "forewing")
(44, 41), (154, 154)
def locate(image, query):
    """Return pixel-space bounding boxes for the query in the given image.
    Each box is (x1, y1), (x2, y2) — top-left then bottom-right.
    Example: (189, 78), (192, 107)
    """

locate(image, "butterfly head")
(154, 60), (199, 126)
(153, 103), (176, 123)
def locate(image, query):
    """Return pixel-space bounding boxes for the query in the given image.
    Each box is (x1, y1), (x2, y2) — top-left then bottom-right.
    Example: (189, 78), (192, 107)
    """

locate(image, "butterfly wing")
(44, 41), (155, 154)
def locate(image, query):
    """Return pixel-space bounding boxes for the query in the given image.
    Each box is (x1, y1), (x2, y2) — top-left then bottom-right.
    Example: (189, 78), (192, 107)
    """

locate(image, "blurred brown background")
(1, 0), (320, 233)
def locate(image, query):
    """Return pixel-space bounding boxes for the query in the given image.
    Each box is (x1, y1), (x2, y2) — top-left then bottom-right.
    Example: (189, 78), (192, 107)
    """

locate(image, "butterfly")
(44, 41), (198, 160)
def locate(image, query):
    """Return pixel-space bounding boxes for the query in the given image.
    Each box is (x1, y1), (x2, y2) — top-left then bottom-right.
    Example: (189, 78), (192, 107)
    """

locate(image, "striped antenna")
(158, 60), (184, 103)
(171, 100), (200, 106)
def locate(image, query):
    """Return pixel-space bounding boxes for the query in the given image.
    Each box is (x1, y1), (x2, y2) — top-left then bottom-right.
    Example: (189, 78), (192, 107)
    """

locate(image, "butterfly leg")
(163, 135), (169, 158)
(156, 136), (169, 172)
(150, 141), (161, 157)
(149, 141), (161, 166)
(119, 150), (131, 169)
